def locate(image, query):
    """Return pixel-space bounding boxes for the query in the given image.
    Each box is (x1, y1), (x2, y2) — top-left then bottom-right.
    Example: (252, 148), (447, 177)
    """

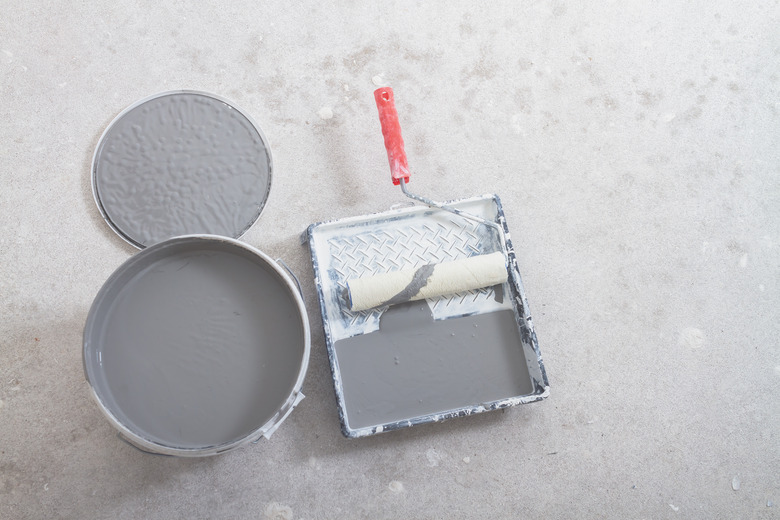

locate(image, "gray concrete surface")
(1, 1), (778, 518)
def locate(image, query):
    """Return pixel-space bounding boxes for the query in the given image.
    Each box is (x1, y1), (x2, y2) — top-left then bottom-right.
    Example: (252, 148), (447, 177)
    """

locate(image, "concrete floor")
(1, 1), (778, 518)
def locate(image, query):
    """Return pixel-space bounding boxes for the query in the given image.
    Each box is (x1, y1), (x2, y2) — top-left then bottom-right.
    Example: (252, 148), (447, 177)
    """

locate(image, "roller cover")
(346, 252), (507, 312)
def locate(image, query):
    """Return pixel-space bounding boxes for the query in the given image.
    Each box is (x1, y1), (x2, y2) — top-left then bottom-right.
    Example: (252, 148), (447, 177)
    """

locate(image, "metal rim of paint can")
(91, 90), (273, 249)
(83, 235), (310, 457)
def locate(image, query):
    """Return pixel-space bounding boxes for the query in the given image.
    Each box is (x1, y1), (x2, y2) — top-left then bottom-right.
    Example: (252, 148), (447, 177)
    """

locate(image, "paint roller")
(344, 87), (509, 312)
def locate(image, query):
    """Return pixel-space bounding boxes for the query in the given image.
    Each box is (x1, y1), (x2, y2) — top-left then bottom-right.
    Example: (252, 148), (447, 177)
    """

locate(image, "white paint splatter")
(669, 503), (679, 512)
(662, 112), (677, 122)
(388, 480), (404, 493)
(375, 425), (383, 433)
(739, 254), (748, 268)
(768, 500), (774, 507)
(732, 476), (741, 490)
(462, 456), (471, 464)
(426, 448), (441, 467)
(308, 456), (320, 470)
(264, 502), (293, 520)
(343, 83), (350, 91)
(511, 114), (525, 135)
(317, 106), (333, 120)
(678, 327), (705, 349)
(372, 75), (384, 86)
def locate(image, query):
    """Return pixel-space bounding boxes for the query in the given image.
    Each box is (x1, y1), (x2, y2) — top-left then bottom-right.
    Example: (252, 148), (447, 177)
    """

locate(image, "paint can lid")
(91, 91), (272, 249)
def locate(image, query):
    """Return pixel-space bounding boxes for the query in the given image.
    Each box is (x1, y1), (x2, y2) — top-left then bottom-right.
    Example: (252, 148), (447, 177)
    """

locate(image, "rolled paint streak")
(347, 252), (507, 312)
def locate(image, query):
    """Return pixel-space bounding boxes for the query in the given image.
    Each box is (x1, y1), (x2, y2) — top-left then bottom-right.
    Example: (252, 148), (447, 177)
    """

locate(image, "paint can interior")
(84, 236), (309, 455)
(84, 92), (309, 456)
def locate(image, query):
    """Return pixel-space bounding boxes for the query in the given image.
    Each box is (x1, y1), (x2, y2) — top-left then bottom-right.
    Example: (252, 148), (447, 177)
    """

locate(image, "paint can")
(84, 92), (309, 456)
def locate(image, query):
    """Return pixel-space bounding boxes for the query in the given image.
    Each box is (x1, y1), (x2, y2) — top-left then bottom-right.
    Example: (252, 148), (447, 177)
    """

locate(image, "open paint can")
(84, 91), (310, 456)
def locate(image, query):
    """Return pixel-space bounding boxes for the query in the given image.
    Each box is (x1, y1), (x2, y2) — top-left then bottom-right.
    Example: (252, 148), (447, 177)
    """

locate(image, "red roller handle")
(374, 87), (410, 185)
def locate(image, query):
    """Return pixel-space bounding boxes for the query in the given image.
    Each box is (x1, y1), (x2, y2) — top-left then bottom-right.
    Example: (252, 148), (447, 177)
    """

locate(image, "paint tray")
(307, 195), (549, 437)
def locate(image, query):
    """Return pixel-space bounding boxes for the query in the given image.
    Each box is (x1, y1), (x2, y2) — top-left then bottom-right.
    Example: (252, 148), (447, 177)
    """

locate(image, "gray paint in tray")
(335, 302), (532, 429)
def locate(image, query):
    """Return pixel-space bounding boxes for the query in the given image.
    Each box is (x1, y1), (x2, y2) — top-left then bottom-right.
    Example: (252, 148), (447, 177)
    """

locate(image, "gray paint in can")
(83, 237), (309, 453)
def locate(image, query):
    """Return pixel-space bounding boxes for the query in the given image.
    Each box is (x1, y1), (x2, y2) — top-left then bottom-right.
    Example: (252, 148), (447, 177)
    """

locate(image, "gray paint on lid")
(92, 91), (272, 248)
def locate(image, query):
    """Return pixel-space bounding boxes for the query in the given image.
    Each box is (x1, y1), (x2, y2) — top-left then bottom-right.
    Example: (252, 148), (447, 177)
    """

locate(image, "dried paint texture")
(93, 92), (271, 247)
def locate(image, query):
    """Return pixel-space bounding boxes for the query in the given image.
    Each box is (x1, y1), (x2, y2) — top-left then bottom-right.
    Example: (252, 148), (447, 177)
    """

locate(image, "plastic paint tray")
(307, 195), (549, 437)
